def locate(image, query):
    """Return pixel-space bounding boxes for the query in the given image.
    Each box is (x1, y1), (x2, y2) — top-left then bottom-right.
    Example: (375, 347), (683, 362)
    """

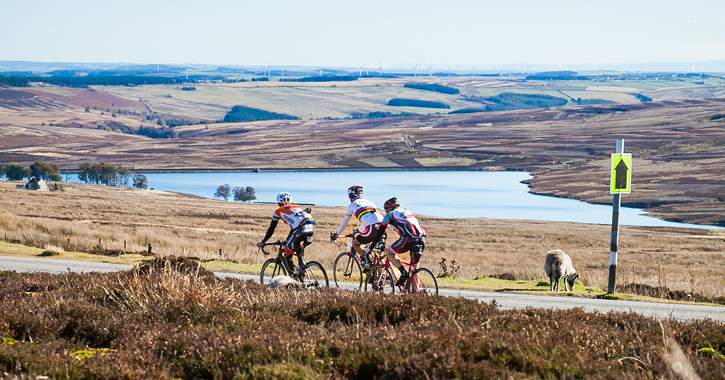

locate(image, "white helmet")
(277, 192), (291, 206)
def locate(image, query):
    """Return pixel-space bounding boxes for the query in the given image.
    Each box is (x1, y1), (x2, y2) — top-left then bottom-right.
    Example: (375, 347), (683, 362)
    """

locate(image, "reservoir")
(125, 171), (718, 229)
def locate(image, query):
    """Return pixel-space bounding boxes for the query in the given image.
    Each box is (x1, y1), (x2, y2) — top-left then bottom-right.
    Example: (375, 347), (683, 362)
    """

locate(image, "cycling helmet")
(277, 192), (291, 206)
(347, 185), (363, 200)
(383, 197), (400, 212)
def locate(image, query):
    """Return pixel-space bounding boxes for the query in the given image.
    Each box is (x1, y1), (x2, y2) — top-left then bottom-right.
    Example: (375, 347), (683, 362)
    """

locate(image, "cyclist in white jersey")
(330, 185), (385, 262)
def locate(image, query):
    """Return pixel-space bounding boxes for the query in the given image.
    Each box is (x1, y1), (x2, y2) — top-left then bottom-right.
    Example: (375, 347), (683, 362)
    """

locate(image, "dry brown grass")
(1, 181), (724, 297)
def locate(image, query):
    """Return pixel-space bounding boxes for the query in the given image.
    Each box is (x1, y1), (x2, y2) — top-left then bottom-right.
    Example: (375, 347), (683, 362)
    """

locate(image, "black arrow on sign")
(615, 159), (629, 189)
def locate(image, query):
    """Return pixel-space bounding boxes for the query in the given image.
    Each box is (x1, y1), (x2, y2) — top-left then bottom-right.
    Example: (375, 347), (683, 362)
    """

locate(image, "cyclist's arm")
(335, 205), (354, 235)
(369, 221), (388, 248)
(261, 220), (278, 243)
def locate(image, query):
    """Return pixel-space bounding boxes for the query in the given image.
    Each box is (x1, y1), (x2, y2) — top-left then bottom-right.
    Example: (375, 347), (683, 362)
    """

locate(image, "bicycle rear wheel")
(406, 268), (438, 295)
(333, 251), (363, 289)
(260, 258), (283, 285)
(300, 261), (329, 289)
(365, 265), (395, 294)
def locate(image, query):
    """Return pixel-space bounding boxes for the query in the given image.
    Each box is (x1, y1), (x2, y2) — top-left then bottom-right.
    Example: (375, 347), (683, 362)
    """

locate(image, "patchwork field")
(2, 76), (725, 228)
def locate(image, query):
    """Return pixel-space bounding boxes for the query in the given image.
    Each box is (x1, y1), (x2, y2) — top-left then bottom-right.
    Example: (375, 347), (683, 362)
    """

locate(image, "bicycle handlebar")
(259, 240), (283, 255)
(330, 231), (357, 247)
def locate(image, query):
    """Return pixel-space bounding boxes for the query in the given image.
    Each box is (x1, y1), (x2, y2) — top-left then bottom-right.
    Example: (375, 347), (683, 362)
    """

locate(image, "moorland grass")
(2, 181), (725, 301)
(1, 264), (724, 379)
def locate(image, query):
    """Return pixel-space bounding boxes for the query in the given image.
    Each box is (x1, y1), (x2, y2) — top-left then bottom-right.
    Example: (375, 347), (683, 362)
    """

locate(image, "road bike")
(367, 245), (438, 295)
(259, 240), (329, 289)
(330, 231), (386, 289)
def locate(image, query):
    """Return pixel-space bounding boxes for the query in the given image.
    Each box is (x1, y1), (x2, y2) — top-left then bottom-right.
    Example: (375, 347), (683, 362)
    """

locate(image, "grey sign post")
(608, 139), (631, 294)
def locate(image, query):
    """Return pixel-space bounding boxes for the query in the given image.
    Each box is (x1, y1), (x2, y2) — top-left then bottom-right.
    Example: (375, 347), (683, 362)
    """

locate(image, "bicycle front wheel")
(300, 261), (329, 289)
(260, 258), (283, 285)
(366, 265), (395, 294)
(333, 251), (363, 289)
(406, 268), (438, 295)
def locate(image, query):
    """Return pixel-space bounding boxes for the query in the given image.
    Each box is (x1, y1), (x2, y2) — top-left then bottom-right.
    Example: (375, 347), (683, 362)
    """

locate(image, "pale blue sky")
(1, 0), (723, 68)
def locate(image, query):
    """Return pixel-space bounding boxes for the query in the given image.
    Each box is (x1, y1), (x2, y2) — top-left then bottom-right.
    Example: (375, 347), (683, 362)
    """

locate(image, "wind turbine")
(457, 64), (463, 76)
(426, 63), (435, 77)
(414, 61), (419, 77)
(448, 65), (451, 77)
(355, 63), (363, 77)
(471, 65), (476, 75)
(378, 59), (383, 76)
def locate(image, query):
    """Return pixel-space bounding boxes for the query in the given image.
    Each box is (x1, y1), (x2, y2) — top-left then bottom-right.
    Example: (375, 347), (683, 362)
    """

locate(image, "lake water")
(96, 171), (719, 229)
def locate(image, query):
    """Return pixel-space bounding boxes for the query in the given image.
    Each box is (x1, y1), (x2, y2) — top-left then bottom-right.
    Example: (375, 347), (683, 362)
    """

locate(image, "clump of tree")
(0, 75), (29, 87)
(350, 111), (419, 119)
(635, 93), (653, 102)
(214, 184), (256, 202)
(251, 77), (269, 81)
(1, 161), (61, 182)
(138, 126), (175, 139)
(223, 105), (299, 123)
(132, 173), (148, 189)
(1, 162), (30, 181)
(387, 98), (451, 109)
(574, 98), (615, 105)
(180, 87), (196, 91)
(449, 108), (487, 114)
(77, 162), (132, 187)
(30, 161), (62, 182)
(404, 83), (459, 94)
(233, 186), (256, 202)
(464, 93), (568, 111)
(214, 184), (231, 200)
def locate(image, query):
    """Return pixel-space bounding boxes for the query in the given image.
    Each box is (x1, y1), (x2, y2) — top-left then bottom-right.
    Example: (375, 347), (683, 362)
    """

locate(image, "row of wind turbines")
(252, 61), (534, 78)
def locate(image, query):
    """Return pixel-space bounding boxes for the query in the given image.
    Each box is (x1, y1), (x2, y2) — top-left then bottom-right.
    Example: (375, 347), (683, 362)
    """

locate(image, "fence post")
(148, 244), (152, 255)
(124, 240), (127, 252)
(608, 139), (624, 294)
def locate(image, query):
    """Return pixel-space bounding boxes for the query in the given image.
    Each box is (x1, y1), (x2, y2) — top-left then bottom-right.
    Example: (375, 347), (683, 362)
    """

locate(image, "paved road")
(3, 256), (724, 323)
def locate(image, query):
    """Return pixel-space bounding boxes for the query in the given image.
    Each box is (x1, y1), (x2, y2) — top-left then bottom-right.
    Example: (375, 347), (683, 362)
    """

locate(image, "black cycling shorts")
(390, 236), (425, 255)
(285, 224), (314, 255)
(356, 223), (385, 245)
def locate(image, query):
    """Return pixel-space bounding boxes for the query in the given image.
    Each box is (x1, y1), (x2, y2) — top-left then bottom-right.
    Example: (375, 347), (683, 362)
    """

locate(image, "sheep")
(269, 275), (302, 289)
(544, 249), (580, 291)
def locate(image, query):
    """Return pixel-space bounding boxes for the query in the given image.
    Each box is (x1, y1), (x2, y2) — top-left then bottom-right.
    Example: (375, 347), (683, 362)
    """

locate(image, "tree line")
(223, 105), (299, 123)
(1, 161), (62, 182)
(214, 184), (256, 202)
(404, 83), (459, 94)
(23, 76), (179, 88)
(77, 162), (148, 189)
(387, 98), (451, 109)
(0, 76), (29, 87)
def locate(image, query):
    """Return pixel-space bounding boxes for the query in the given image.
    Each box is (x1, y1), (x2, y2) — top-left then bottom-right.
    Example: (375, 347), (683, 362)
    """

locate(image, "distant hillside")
(223, 105), (299, 122)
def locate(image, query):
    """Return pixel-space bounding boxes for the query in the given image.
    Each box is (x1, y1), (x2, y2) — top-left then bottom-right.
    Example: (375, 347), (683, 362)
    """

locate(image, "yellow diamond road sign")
(610, 153), (632, 193)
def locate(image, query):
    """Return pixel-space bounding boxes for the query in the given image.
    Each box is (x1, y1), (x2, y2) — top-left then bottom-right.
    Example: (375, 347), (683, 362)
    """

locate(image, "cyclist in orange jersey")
(257, 192), (314, 277)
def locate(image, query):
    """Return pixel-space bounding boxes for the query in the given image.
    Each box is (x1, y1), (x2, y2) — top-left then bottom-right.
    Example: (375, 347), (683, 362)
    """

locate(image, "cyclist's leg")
(410, 237), (425, 269)
(355, 224), (378, 263)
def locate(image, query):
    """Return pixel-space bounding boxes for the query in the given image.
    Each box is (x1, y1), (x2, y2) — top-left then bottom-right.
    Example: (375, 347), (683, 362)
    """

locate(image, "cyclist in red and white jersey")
(330, 185), (385, 263)
(257, 192), (314, 276)
(370, 197), (427, 286)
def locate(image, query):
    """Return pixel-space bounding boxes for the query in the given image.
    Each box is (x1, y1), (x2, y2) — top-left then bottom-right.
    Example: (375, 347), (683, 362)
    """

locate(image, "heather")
(1, 260), (725, 379)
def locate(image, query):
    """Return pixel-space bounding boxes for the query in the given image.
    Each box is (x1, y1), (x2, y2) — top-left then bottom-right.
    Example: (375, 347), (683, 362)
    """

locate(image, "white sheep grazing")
(269, 275), (302, 289)
(544, 249), (580, 292)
